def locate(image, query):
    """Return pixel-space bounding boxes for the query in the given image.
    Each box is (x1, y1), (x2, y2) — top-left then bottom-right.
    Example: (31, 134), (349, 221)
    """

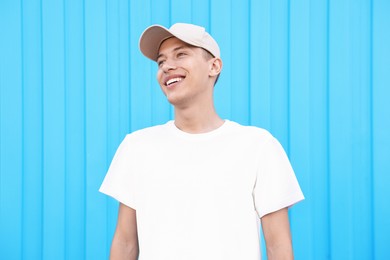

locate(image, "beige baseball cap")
(139, 23), (220, 62)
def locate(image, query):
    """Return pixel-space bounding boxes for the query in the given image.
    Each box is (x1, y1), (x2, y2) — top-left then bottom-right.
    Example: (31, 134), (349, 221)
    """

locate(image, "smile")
(166, 77), (184, 86)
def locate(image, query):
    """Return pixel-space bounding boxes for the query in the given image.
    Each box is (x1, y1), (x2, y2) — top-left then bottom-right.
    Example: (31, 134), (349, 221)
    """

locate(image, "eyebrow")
(157, 45), (190, 60)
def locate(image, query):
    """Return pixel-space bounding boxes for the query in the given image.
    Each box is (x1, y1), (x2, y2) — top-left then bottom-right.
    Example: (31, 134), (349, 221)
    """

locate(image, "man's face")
(156, 37), (215, 108)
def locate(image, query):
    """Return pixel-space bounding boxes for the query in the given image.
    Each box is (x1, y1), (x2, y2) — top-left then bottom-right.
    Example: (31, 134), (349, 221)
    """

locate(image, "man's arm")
(110, 203), (139, 260)
(261, 207), (294, 260)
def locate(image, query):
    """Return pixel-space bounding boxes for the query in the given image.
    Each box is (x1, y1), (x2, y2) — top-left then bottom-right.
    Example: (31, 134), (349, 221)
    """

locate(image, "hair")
(202, 49), (221, 86)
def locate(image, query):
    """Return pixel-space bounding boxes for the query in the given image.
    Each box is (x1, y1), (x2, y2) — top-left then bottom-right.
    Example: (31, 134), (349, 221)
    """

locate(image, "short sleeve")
(99, 135), (138, 209)
(253, 134), (304, 218)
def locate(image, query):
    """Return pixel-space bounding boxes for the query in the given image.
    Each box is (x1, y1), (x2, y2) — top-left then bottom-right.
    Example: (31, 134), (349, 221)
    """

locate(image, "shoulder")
(226, 120), (274, 143)
(118, 121), (175, 154)
(112, 122), (172, 159)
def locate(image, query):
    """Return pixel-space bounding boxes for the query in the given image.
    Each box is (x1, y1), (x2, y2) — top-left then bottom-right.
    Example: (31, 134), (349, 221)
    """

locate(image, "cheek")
(156, 71), (168, 94)
(156, 70), (161, 80)
(156, 71), (164, 85)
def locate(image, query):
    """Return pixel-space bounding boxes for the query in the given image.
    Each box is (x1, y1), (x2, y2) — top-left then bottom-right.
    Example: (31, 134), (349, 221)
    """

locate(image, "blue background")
(1, 0), (389, 259)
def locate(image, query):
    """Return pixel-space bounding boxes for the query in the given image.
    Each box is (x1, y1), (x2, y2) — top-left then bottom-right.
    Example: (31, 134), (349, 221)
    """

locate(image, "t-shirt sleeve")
(99, 135), (138, 210)
(253, 134), (304, 218)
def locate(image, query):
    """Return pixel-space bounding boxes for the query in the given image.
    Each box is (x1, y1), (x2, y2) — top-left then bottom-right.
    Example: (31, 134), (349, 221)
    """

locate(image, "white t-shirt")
(100, 120), (304, 260)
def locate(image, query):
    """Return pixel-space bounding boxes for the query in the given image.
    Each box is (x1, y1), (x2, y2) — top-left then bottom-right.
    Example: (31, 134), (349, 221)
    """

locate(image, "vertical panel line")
(326, 0), (331, 257)
(287, 0), (291, 156)
(248, 0), (252, 125)
(190, 0), (193, 23)
(168, 0), (173, 119)
(128, 0), (131, 131)
(82, 0), (87, 258)
(118, 0), (121, 130)
(39, 0), (45, 256)
(63, 0), (68, 258)
(369, 0), (375, 258)
(208, 0), (211, 31)
(105, 0), (109, 164)
(168, 0), (172, 36)
(149, 0), (154, 125)
(105, 0), (110, 254)
(230, 0), (233, 119)
(20, 0), (25, 258)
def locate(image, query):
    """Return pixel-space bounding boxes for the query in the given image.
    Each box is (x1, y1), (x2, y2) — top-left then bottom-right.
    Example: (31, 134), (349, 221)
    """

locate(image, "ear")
(209, 58), (223, 77)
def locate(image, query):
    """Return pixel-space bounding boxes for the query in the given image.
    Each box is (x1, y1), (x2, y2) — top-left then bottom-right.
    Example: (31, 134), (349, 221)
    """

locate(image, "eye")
(177, 52), (187, 58)
(157, 60), (165, 67)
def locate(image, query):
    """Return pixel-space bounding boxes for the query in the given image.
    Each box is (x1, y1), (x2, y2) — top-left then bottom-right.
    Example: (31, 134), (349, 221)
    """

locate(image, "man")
(100, 23), (304, 260)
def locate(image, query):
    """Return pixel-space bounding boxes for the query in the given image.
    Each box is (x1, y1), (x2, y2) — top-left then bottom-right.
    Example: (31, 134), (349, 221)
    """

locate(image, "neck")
(173, 103), (224, 134)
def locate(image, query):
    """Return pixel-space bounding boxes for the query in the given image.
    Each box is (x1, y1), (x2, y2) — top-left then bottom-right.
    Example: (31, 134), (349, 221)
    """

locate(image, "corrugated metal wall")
(1, 0), (389, 259)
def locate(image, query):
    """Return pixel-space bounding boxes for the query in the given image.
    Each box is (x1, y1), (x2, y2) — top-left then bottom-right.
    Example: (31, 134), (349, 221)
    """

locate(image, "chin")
(166, 98), (181, 106)
(166, 96), (189, 108)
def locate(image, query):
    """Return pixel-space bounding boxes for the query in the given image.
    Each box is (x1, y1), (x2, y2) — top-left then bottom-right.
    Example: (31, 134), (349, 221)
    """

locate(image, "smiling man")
(100, 23), (304, 260)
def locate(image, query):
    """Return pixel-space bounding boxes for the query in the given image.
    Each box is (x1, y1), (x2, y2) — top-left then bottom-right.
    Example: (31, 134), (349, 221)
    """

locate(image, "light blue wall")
(0, 0), (389, 259)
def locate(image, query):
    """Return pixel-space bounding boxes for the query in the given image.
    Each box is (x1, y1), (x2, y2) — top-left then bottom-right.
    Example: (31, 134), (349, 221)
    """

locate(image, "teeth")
(166, 77), (183, 86)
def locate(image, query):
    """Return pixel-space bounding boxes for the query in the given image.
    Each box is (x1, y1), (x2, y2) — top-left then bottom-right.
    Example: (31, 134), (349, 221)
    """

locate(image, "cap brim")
(139, 25), (175, 61)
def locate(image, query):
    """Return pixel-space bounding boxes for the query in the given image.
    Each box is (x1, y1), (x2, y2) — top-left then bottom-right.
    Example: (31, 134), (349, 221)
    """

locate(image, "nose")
(161, 60), (176, 73)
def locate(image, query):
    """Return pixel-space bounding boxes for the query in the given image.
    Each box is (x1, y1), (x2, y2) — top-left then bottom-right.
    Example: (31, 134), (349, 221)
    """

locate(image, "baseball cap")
(139, 23), (220, 62)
